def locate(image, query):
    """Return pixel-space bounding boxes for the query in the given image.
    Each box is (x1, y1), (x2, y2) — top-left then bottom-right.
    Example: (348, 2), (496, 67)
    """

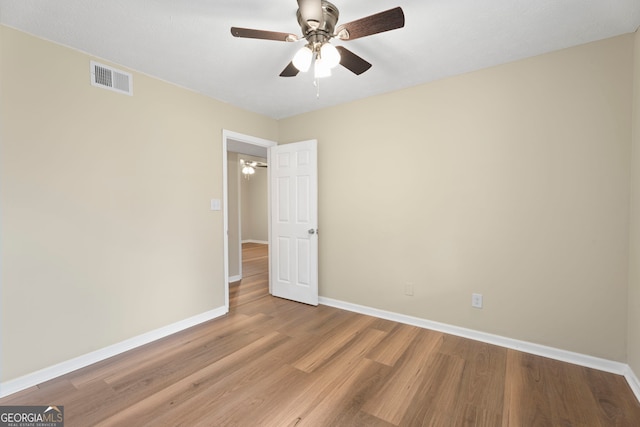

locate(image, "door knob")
(308, 229), (316, 235)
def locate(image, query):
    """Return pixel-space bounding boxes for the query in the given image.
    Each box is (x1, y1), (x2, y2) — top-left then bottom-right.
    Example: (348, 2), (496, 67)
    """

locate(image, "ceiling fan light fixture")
(292, 45), (313, 72)
(314, 57), (332, 78)
(320, 42), (341, 69)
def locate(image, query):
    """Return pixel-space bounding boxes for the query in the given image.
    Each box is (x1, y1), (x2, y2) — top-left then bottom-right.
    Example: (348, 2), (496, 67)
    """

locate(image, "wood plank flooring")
(2, 242), (640, 426)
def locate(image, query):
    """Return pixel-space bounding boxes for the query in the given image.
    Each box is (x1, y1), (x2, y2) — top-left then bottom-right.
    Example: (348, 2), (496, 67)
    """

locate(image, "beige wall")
(227, 152), (241, 278)
(240, 155), (268, 243)
(629, 29), (640, 375)
(279, 34), (634, 361)
(2, 23), (638, 384)
(0, 26), (278, 381)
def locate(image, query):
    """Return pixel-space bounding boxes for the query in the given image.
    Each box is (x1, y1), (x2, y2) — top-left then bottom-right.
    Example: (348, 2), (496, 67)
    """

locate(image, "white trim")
(222, 135), (230, 313)
(236, 157), (243, 281)
(0, 307), (227, 398)
(228, 274), (242, 283)
(624, 365), (640, 402)
(4, 296), (638, 402)
(267, 147), (272, 296)
(319, 297), (629, 376)
(241, 239), (269, 245)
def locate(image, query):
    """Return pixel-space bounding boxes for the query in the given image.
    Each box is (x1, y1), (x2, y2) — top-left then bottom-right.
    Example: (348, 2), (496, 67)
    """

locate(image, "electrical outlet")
(404, 283), (414, 296)
(472, 293), (483, 309)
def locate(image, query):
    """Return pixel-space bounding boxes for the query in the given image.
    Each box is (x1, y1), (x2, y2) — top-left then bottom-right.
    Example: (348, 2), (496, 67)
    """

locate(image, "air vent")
(90, 61), (133, 95)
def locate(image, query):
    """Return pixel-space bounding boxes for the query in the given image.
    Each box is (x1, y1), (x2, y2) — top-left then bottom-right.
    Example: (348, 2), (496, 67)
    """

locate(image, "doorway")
(222, 130), (277, 312)
(229, 242), (270, 311)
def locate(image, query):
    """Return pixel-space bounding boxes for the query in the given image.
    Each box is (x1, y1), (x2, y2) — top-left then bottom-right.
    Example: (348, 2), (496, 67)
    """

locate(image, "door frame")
(222, 129), (277, 312)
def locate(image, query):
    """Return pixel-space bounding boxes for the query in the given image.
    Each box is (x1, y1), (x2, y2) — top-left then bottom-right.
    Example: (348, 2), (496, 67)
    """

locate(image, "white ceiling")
(1, 0), (639, 119)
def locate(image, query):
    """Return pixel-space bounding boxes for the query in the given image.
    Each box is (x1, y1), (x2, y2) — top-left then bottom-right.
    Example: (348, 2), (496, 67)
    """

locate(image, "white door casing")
(270, 140), (318, 306)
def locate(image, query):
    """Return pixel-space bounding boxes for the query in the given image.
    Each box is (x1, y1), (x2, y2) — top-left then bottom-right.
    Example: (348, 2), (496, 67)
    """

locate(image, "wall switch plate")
(404, 283), (414, 296)
(472, 293), (483, 309)
(210, 199), (221, 211)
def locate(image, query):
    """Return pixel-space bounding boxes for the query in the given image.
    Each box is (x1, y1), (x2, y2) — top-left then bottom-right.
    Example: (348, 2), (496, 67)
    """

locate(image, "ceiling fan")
(240, 158), (267, 176)
(230, 0), (405, 79)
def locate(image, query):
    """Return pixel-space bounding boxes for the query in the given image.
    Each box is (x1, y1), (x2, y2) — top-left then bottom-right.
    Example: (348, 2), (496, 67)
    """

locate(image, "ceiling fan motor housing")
(297, 0), (339, 44)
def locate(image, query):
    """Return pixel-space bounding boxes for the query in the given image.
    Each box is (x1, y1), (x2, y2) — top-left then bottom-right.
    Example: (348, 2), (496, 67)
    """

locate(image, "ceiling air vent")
(90, 61), (133, 96)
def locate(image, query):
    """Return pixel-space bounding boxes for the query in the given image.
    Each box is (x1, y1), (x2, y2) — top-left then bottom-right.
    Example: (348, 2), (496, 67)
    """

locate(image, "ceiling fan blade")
(231, 27), (298, 42)
(297, 0), (323, 29)
(336, 46), (372, 75)
(336, 7), (405, 41)
(280, 61), (300, 77)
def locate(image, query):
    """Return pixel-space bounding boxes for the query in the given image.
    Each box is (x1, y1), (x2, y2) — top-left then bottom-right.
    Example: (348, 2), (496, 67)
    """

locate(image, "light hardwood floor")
(2, 242), (640, 426)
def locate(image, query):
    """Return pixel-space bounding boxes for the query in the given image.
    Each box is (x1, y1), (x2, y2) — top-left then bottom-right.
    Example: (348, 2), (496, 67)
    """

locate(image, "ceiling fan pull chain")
(315, 77), (320, 98)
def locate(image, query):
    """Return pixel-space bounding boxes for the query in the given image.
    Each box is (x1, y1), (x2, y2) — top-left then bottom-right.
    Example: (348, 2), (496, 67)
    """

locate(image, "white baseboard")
(0, 306), (227, 398)
(241, 240), (268, 245)
(5, 298), (639, 403)
(319, 297), (635, 386)
(228, 275), (242, 283)
(624, 365), (640, 403)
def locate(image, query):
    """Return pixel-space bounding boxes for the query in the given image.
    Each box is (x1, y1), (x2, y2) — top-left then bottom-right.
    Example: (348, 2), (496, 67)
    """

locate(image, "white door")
(270, 140), (318, 306)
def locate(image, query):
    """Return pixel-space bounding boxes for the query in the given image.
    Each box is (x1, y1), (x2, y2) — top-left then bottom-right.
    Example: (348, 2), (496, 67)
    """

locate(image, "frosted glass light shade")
(314, 58), (332, 78)
(320, 43), (341, 69)
(292, 46), (313, 72)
